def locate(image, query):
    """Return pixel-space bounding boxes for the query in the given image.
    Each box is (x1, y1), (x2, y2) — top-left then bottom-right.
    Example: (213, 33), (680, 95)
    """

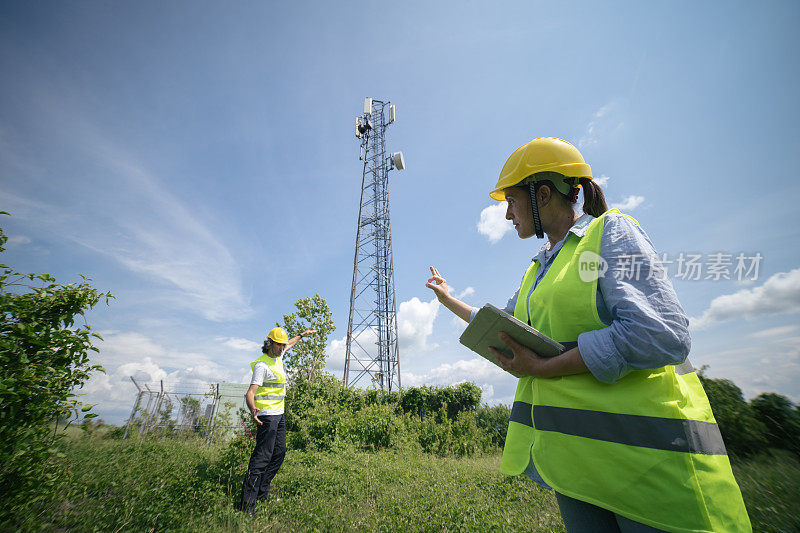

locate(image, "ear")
(537, 184), (552, 207)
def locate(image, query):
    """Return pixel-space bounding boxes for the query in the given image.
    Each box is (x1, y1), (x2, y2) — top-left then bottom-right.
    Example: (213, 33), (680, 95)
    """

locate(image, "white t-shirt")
(250, 361), (278, 386)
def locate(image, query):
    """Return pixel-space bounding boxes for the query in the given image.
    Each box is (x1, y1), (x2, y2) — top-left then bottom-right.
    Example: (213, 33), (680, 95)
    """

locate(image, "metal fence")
(122, 377), (249, 442)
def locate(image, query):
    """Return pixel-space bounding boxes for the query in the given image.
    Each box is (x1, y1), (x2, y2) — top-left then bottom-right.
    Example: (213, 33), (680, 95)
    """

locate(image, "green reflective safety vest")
(500, 209), (751, 533)
(250, 353), (286, 415)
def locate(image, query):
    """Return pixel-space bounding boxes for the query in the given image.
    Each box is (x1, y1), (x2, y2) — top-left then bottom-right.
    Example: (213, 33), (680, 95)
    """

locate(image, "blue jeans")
(555, 492), (666, 533)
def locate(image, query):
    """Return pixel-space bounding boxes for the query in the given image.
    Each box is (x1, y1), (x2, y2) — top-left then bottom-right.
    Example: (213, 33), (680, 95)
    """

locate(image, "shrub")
(450, 410), (493, 456)
(341, 403), (401, 451)
(397, 382), (482, 420)
(698, 373), (768, 457)
(0, 218), (111, 520)
(750, 393), (800, 455)
(476, 403), (511, 448)
(284, 380), (504, 457)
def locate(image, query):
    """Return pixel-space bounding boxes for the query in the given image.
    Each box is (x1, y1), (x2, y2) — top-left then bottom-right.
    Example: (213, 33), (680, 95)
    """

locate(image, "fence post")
(205, 383), (221, 445)
(123, 377), (144, 440)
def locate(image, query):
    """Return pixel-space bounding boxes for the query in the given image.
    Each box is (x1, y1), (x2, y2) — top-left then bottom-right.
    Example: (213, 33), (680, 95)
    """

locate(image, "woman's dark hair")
(516, 172), (608, 218)
(579, 177), (607, 217)
(528, 171), (608, 218)
(262, 339), (271, 354)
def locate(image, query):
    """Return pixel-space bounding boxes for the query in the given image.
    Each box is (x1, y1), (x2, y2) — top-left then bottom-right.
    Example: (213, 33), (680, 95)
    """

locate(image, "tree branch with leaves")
(279, 294), (335, 383)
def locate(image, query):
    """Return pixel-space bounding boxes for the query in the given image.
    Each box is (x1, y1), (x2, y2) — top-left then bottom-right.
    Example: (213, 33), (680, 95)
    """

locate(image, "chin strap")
(528, 182), (544, 239)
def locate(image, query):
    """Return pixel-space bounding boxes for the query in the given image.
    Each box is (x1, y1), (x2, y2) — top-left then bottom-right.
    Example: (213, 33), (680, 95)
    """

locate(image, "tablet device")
(459, 304), (567, 378)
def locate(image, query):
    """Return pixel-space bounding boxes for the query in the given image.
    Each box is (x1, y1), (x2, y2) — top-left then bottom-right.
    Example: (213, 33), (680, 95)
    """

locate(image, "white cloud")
(403, 358), (503, 385)
(0, 133), (254, 323)
(323, 296), (442, 382)
(594, 174), (611, 187)
(398, 296), (440, 353)
(692, 335), (800, 403)
(456, 286), (475, 299)
(324, 335), (348, 375)
(579, 101), (622, 148)
(477, 202), (512, 243)
(610, 195), (645, 211)
(80, 331), (237, 424)
(402, 358), (516, 404)
(691, 269), (800, 330)
(748, 325), (799, 339)
(216, 337), (261, 352)
(6, 235), (32, 246)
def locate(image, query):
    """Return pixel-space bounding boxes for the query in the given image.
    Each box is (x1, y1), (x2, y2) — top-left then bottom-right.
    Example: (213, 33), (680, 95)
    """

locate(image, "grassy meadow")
(8, 430), (799, 532)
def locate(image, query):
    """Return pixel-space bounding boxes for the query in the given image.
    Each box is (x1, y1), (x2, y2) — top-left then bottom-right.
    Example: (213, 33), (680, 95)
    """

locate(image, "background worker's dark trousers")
(241, 414), (286, 509)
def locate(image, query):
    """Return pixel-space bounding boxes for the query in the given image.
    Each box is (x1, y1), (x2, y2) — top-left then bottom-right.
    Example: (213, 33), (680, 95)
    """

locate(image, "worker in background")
(239, 326), (316, 518)
(426, 137), (751, 532)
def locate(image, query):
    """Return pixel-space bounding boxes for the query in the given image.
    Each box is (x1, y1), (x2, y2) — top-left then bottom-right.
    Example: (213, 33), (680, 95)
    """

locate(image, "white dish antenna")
(391, 151), (405, 171)
(363, 97), (373, 115)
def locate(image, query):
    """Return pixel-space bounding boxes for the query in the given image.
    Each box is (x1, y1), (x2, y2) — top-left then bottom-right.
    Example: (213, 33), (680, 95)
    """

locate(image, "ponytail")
(262, 339), (271, 354)
(580, 177), (608, 217)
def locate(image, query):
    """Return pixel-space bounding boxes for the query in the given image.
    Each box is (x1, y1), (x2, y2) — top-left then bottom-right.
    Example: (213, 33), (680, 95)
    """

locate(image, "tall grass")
(7, 433), (798, 532)
(12, 434), (561, 532)
(733, 450), (800, 532)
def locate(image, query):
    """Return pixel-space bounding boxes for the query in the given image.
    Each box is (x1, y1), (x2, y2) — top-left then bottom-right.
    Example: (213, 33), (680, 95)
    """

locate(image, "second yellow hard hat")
(267, 327), (290, 345)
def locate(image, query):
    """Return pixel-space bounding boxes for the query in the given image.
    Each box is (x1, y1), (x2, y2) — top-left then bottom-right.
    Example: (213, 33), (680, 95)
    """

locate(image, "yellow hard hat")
(267, 327), (289, 345)
(489, 137), (593, 201)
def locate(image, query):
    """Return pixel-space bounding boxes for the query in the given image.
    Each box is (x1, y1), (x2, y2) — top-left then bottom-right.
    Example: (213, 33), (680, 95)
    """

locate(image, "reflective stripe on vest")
(262, 382), (285, 388)
(533, 405), (727, 455)
(500, 209), (751, 532)
(510, 401), (725, 455)
(509, 400), (533, 427)
(254, 394), (284, 401)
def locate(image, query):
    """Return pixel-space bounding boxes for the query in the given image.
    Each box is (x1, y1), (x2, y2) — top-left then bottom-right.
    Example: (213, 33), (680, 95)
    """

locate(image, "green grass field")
(11, 433), (800, 532)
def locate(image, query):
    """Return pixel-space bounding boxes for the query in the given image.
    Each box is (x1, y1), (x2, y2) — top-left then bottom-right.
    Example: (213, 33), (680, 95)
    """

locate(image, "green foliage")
(279, 293), (335, 382)
(698, 371), (768, 458)
(750, 393), (800, 455)
(0, 218), (112, 519)
(397, 382), (482, 419)
(282, 373), (497, 456)
(475, 403), (511, 448)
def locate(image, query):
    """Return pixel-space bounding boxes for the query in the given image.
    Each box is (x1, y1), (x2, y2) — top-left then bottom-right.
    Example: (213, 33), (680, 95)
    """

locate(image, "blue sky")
(1, 1), (799, 424)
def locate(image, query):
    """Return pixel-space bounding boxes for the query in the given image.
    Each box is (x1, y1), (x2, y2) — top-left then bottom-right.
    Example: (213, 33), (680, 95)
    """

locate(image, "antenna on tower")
(344, 98), (405, 391)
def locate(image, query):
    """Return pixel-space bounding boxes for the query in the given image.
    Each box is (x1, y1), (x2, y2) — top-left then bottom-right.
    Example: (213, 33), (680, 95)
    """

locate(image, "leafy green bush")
(0, 218), (111, 521)
(475, 405), (511, 448)
(750, 393), (800, 455)
(282, 375), (501, 456)
(698, 372), (768, 457)
(476, 404), (511, 448)
(341, 403), (401, 451)
(397, 382), (482, 419)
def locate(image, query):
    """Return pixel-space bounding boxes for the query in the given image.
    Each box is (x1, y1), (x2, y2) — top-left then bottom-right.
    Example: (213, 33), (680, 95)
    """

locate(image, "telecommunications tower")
(344, 98), (405, 391)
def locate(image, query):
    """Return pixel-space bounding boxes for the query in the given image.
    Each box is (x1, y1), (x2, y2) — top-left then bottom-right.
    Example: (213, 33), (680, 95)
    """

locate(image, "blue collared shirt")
(469, 212), (692, 489)
(470, 211), (691, 383)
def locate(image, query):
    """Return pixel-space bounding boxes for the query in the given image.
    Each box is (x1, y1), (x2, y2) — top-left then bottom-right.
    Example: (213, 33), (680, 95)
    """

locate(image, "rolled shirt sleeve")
(577, 213), (691, 383)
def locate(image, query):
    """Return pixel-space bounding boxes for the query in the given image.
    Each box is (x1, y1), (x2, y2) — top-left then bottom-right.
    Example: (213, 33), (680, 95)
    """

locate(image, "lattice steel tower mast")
(344, 98), (405, 391)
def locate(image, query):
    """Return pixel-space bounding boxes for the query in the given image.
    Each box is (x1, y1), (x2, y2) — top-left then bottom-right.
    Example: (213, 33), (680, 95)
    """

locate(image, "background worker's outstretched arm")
(425, 266), (473, 322)
(286, 329), (318, 349)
